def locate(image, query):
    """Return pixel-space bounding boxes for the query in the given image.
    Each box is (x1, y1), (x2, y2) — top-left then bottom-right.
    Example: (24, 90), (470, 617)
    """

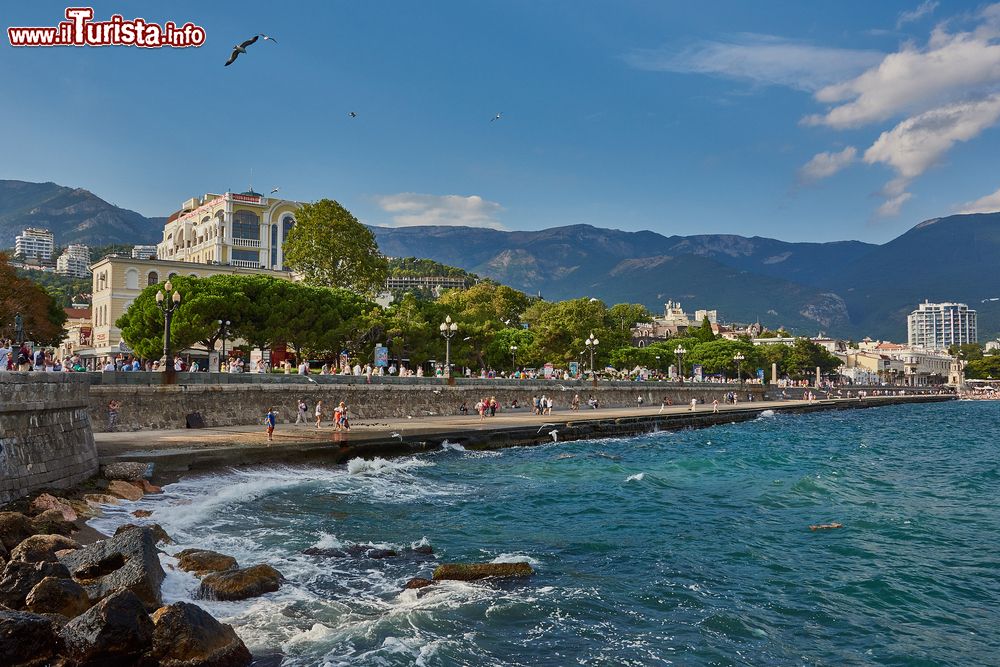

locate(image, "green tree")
(283, 199), (388, 296)
(693, 316), (717, 343)
(685, 338), (758, 375)
(965, 355), (1000, 379)
(948, 343), (984, 361)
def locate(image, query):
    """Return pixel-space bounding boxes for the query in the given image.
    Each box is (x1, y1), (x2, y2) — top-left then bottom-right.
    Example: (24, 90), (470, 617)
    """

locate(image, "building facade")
(156, 190), (301, 271)
(907, 301), (977, 350)
(132, 245), (158, 260)
(56, 244), (91, 278)
(14, 227), (55, 261)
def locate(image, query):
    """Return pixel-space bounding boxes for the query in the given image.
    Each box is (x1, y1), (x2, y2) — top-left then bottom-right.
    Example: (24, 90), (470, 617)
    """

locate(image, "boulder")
(404, 577), (434, 589)
(302, 545), (399, 559)
(82, 493), (121, 508)
(128, 480), (163, 495)
(10, 534), (80, 563)
(175, 549), (238, 576)
(198, 564), (282, 601)
(0, 560), (71, 609)
(60, 526), (164, 610)
(101, 461), (152, 481)
(60, 589), (154, 665)
(31, 509), (75, 537)
(29, 494), (78, 522)
(0, 609), (65, 667)
(0, 513), (35, 551)
(150, 601), (252, 667)
(132, 510), (153, 518)
(115, 523), (172, 546)
(25, 576), (91, 618)
(106, 480), (144, 502)
(432, 562), (534, 581)
(0, 541), (8, 565)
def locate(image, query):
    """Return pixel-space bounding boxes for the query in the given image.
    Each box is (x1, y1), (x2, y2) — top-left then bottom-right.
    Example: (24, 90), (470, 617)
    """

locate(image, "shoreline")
(95, 394), (954, 486)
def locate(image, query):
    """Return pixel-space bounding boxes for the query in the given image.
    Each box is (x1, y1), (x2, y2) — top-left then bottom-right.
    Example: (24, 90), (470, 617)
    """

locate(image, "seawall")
(0, 373), (99, 504)
(87, 378), (766, 433)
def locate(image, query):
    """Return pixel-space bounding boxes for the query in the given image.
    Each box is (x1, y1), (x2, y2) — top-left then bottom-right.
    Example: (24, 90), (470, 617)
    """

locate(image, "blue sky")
(2, 0), (1000, 243)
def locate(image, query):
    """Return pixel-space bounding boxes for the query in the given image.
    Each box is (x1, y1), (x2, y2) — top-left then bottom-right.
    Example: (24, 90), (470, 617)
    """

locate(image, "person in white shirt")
(0, 340), (10, 371)
(298, 361), (309, 375)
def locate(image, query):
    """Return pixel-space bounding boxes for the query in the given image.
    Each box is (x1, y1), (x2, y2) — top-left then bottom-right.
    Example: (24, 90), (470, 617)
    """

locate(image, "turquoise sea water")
(92, 401), (1000, 666)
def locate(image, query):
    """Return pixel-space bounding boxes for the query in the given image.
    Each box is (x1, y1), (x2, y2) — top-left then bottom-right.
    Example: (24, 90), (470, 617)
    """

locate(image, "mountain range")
(0, 180), (163, 248)
(2, 179), (996, 340)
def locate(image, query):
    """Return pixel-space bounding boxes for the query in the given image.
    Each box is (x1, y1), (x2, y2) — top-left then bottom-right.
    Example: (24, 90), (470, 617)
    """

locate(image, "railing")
(231, 238), (261, 248)
(229, 259), (260, 268)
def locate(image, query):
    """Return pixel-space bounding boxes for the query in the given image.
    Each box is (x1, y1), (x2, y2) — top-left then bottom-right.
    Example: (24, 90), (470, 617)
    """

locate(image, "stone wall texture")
(0, 373), (98, 504)
(88, 380), (766, 432)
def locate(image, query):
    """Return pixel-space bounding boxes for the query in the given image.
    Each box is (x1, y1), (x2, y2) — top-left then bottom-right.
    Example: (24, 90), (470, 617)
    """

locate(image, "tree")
(283, 199), (389, 296)
(948, 343), (983, 361)
(685, 339), (758, 375)
(693, 316), (717, 343)
(965, 355), (1000, 379)
(0, 254), (67, 346)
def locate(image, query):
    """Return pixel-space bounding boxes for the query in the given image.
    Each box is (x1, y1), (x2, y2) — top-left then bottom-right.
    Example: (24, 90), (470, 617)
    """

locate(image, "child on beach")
(264, 407), (277, 443)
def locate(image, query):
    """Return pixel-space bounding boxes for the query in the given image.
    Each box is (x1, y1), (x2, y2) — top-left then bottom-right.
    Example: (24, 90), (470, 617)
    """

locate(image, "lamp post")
(585, 332), (599, 385)
(510, 344), (517, 372)
(155, 280), (182, 384)
(733, 352), (745, 386)
(439, 315), (458, 378)
(218, 319), (231, 360)
(655, 355), (661, 379)
(674, 345), (686, 384)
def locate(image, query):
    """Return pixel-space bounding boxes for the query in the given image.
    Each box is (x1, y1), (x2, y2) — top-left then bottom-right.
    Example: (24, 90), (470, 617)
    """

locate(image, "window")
(231, 249), (259, 264)
(233, 210), (260, 240)
(271, 224), (278, 268)
(125, 268), (139, 290)
(147, 271), (158, 286)
(282, 216), (294, 270)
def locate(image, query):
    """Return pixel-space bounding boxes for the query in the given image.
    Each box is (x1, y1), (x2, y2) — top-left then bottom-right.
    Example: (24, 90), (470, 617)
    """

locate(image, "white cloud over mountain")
(798, 147), (858, 183)
(376, 193), (505, 229)
(957, 185), (1000, 213)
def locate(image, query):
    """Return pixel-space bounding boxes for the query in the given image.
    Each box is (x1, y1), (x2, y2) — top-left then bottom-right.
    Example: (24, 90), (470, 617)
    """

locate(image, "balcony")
(229, 260), (260, 268)
(231, 237), (261, 248)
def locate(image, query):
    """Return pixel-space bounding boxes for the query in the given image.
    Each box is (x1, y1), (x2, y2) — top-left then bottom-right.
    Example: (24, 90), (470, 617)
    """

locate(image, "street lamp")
(585, 333), (599, 382)
(510, 344), (518, 372)
(218, 319), (231, 360)
(733, 352), (745, 385)
(674, 345), (687, 384)
(155, 280), (182, 383)
(655, 355), (661, 378)
(439, 315), (458, 378)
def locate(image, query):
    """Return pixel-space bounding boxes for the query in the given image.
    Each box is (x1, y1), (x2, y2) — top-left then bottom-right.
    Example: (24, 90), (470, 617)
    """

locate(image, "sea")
(90, 400), (1000, 666)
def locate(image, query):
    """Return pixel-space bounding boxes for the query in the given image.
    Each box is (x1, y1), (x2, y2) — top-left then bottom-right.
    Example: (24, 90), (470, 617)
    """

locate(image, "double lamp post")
(155, 280), (181, 383)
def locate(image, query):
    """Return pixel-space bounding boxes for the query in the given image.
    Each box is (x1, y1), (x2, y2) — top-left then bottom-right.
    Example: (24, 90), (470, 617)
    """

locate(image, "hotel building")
(56, 244), (91, 278)
(906, 301), (977, 351)
(14, 227), (55, 261)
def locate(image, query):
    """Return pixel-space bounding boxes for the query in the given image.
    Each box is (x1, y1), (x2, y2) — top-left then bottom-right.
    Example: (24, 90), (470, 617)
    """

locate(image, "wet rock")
(150, 601), (252, 667)
(0, 560), (71, 609)
(302, 545), (399, 559)
(60, 526), (164, 610)
(0, 609), (65, 667)
(129, 480), (162, 495)
(106, 480), (144, 502)
(82, 493), (121, 508)
(410, 544), (434, 556)
(198, 564), (282, 601)
(175, 549), (238, 576)
(432, 562), (534, 581)
(0, 512), (35, 551)
(366, 548), (399, 559)
(29, 494), (78, 522)
(0, 541), (8, 565)
(115, 523), (172, 546)
(60, 589), (154, 665)
(101, 461), (152, 482)
(31, 509), (75, 537)
(132, 510), (153, 518)
(10, 535), (80, 563)
(25, 576), (91, 618)
(404, 577), (434, 589)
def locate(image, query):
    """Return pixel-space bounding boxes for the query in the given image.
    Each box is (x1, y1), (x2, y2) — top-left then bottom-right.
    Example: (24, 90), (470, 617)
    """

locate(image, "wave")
(757, 410), (776, 419)
(625, 472), (645, 483)
(441, 440), (466, 452)
(347, 456), (433, 475)
(489, 553), (541, 567)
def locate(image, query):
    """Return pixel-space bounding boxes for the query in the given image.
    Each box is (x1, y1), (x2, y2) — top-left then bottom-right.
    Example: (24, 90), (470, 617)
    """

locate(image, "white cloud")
(957, 185), (1000, 213)
(863, 93), (1000, 214)
(624, 34), (882, 92)
(375, 193), (505, 229)
(897, 1), (938, 28)
(798, 146), (858, 182)
(876, 192), (913, 217)
(804, 28), (1000, 129)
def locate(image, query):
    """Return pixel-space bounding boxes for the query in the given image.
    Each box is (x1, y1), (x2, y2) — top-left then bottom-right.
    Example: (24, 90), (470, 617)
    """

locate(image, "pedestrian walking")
(264, 407), (277, 443)
(296, 398), (308, 424)
(712, 399), (719, 413)
(315, 400), (324, 428)
(689, 398), (697, 412)
(107, 400), (120, 431)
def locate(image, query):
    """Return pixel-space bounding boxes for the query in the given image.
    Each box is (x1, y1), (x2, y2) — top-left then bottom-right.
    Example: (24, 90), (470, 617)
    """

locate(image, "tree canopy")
(0, 253), (67, 346)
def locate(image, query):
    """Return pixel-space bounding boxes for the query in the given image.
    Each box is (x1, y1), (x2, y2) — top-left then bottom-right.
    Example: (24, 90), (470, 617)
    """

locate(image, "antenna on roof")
(249, 167), (253, 193)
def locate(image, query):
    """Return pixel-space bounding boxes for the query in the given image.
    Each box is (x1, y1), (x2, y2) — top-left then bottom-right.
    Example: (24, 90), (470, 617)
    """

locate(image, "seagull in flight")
(548, 430), (559, 442)
(349, 111), (358, 118)
(224, 34), (277, 67)
(390, 432), (403, 442)
(536, 423), (556, 434)
(491, 112), (503, 122)
(270, 187), (280, 194)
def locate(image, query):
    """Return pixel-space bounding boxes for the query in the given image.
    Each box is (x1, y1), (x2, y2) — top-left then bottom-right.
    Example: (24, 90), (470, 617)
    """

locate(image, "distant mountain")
(373, 215), (1000, 339)
(0, 180), (163, 247)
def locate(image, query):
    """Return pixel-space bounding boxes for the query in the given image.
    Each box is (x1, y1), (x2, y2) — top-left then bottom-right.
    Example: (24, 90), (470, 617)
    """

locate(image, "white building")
(907, 301), (977, 350)
(694, 309), (718, 325)
(56, 244), (91, 278)
(14, 227), (54, 261)
(132, 244), (158, 260)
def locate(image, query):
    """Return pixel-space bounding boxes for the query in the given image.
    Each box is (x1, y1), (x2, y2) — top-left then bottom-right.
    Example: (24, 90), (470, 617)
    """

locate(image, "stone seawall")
(0, 373), (98, 504)
(87, 381), (765, 433)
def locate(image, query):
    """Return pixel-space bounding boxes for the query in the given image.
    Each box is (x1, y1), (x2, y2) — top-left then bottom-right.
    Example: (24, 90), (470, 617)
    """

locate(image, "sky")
(2, 1), (1000, 243)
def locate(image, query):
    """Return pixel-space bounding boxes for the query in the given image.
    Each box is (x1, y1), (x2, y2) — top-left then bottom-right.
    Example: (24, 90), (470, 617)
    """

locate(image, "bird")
(390, 432), (403, 442)
(548, 430), (559, 442)
(270, 187), (280, 194)
(224, 34), (276, 67)
(348, 111), (357, 118)
(536, 423), (556, 434)
(432, 389), (442, 394)
(491, 112), (502, 122)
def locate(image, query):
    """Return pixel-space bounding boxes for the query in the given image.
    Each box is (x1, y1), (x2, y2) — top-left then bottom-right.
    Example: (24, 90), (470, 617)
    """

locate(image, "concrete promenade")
(95, 394), (954, 481)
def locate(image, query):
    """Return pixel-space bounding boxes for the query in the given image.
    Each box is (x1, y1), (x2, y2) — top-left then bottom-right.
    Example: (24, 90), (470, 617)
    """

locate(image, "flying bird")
(224, 34), (277, 67)
(548, 430), (559, 442)
(536, 423), (556, 434)
(390, 432), (403, 442)
(270, 187), (280, 194)
(349, 111), (358, 118)
(491, 112), (502, 122)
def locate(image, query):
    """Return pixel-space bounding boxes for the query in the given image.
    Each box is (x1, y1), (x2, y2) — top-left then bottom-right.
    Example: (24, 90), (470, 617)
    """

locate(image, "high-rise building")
(907, 301), (977, 350)
(132, 244), (158, 260)
(14, 227), (55, 260)
(56, 244), (91, 278)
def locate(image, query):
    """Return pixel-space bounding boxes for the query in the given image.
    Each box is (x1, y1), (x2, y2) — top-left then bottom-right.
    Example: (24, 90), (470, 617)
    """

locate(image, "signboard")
(339, 351), (349, 370)
(79, 326), (92, 346)
(756, 368), (765, 380)
(543, 362), (554, 379)
(374, 345), (389, 368)
(568, 361), (579, 378)
(693, 364), (703, 382)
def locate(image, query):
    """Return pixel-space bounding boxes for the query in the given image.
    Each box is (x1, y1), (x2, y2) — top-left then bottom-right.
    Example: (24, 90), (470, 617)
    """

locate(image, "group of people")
(291, 398), (351, 431)
(0, 340), (89, 372)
